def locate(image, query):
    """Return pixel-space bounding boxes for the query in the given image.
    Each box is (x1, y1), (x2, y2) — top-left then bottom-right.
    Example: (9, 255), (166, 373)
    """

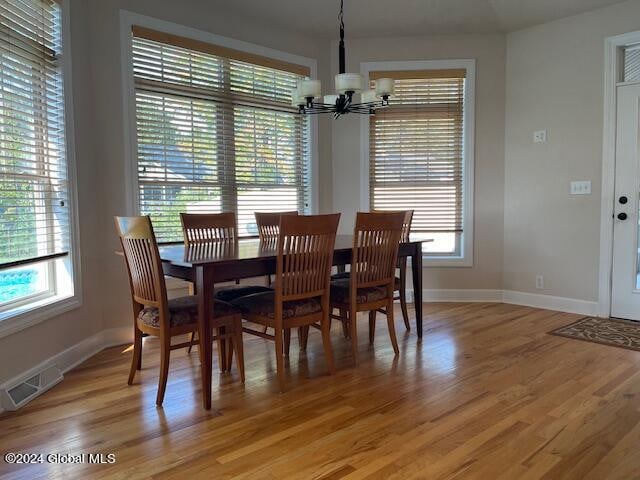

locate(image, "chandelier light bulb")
(375, 78), (395, 97)
(298, 79), (321, 99)
(335, 73), (363, 94)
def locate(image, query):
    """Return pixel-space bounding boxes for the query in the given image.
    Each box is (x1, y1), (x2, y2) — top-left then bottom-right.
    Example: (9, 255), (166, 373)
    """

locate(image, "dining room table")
(157, 235), (427, 409)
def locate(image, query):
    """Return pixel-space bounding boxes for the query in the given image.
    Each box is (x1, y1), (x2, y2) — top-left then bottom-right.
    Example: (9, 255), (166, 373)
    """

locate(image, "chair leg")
(233, 318), (245, 383)
(274, 327), (286, 392)
(226, 336), (234, 373)
(156, 336), (171, 406)
(386, 301), (399, 355)
(187, 331), (196, 354)
(298, 326), (309, 352)
(217, 326), (227, 372)
(340, 309), (350, 338)
(368, 310), (376, 344)
(349, 308), (358, 365)
(399, 269), (410, 331)
(284, 329), (291, 357)
(321, 318), (335, 375)
(128, 326), (143, 385)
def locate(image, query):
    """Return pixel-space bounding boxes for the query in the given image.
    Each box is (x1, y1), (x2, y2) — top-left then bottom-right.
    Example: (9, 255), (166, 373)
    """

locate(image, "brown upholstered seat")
(231, 290), (322, 320)
(138, 296), (239, 328)
(330, 278), (388, 304)
(214, 285), (273, 303)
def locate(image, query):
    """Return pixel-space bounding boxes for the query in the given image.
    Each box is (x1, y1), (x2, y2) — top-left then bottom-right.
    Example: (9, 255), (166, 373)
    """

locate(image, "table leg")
(196, 265), (213, 410)
(411, 243), (423, 338)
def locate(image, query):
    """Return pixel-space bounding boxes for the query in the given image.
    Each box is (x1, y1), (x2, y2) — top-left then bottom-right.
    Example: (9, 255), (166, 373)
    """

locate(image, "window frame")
(360, 59), (476, 267)
(0, 0), (82, 338)
(119, 11), (319, 225)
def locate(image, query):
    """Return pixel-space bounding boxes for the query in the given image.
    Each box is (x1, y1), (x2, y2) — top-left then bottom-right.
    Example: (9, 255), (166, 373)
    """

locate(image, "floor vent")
(0, 365), (63, 411)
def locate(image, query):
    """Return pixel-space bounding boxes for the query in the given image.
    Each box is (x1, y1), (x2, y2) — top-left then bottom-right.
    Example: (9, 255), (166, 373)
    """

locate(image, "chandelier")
(291, 0), (395, 118)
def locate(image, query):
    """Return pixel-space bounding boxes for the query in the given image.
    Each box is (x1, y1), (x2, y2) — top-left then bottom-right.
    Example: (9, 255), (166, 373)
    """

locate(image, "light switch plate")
(533, 130), (547, 143)
(570, 181), (591, 195)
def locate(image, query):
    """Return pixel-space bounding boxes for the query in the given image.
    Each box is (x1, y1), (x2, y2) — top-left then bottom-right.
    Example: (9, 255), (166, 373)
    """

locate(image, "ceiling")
(212, 0), (628, 38)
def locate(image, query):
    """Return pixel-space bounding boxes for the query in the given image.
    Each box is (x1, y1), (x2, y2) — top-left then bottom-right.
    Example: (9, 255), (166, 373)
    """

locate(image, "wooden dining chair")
(254, 211), (299, 333)
(115, 215), (244, 406)
(329, 211), (405, 363)
(230, 214), (340, 391)
(255, 211), (299, 242)
(180, 212), (272, 353)
(332, 210), (413, 331)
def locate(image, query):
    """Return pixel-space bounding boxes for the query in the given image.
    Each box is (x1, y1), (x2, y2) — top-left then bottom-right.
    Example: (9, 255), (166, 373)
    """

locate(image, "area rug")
(549, 316), (640, 352)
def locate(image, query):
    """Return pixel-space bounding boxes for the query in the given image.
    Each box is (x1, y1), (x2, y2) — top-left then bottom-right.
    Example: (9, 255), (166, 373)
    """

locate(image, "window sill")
(0, 293), (81, 340)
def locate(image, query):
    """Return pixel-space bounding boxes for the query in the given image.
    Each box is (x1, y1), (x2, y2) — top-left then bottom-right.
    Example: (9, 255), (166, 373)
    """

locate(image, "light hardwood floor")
(1, 303), (640, 480)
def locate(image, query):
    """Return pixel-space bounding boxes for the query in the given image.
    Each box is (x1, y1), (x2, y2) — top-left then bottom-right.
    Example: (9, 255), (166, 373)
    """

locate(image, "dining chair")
(230, 214), (340, 391)
(332, 210), (413, 331)
(180, 212), (272, 353)
(329, 211), (405, 364)
(115, 215), (244, 406)
(254, 210), (299, 333)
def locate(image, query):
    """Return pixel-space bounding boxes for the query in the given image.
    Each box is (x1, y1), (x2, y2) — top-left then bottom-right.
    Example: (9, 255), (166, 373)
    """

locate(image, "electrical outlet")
(536, 275), (544, 289)
(533, 130), (547, 143)
(570, 181), (591, 195)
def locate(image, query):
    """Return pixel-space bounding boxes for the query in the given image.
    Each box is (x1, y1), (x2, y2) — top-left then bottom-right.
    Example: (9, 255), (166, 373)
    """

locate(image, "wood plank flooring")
(1, 303), (640, 479)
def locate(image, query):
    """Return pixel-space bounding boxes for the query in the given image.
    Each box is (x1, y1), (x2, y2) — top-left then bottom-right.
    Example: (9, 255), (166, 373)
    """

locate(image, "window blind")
(0, 0), (69, 268)
(131, 27), (311, 241)
(369, 70), (465, 235)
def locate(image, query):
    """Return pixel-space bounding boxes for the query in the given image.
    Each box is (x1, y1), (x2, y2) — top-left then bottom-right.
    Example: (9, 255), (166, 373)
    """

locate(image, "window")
(130, 27), (312, 241)
(0, 0), (74, 317)
(366, 63), (474, 262)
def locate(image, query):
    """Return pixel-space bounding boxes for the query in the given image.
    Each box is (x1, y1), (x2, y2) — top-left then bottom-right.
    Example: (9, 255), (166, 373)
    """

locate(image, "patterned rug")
(549, 316), (640, 352)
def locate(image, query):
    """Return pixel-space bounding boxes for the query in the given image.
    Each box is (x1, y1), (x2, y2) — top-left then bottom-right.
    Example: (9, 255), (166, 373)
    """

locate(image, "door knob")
(618, 212), (628, 220)
(619, 196), (628, 204)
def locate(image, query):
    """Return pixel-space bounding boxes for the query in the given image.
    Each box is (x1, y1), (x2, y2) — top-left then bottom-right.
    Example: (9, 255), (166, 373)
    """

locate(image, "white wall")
(331, 34), (506, 290)
(504, 0), (640, 301)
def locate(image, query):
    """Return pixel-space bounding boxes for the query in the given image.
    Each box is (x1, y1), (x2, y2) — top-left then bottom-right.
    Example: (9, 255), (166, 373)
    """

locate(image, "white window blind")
(131, 27), (311, 241)
(0, 0), (69, 268)
(369, 70), (465, 240)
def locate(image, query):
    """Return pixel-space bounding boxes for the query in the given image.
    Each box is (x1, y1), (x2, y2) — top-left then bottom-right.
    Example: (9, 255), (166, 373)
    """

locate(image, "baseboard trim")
(419, 289), (504, 302)
(501, 290), (599, 316)
(412, 289), (598, 316)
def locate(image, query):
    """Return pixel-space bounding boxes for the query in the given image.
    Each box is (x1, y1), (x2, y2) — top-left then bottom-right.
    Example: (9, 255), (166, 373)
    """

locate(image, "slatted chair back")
(275, 214), (340, 303)
(400, 210), (414, 243)
(255, 211), (298, 242)
(351, 212), (405, 289)
(115, 216), (168, 311)
(372, 209), (414, 242)
(180, 212), (237, 245)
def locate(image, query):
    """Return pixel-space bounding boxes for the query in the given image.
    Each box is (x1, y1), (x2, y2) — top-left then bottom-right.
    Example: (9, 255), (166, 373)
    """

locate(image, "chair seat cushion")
(138, 296), (239, 328)
(331, 272), (401, 289)
(330, 278), (388, 304)
(230, 290), (322, 320)
(214, 285), (273, 302)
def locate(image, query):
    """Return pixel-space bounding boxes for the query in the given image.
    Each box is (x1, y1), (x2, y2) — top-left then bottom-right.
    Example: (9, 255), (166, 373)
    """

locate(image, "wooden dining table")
(157, 235), (426, 409)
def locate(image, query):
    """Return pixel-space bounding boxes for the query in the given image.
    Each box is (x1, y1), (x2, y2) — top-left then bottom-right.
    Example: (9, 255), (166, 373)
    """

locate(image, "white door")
(612, 83), (640, 320)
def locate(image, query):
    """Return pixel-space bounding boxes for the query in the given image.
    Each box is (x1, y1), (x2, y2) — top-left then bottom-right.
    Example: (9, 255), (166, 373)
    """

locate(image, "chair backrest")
(351, 211), (405, 289)
(372, 209), (413, 242)
(255, 211), (299, 242)
(400, 210), (414, 243)
(114, 216), (168, 312)
(275, 214), (340, 303)
(180, 212), (237, 245)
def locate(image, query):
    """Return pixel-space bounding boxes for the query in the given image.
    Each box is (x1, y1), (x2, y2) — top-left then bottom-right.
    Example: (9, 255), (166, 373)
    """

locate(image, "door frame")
(598, 30), (640, 317)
